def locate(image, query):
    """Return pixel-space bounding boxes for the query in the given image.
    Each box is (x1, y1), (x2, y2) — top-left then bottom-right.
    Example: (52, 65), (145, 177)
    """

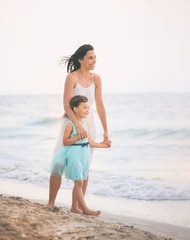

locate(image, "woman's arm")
(63, 73), (88, 139)
(63, 123), (79, 146)
(94, 74), (110, 144)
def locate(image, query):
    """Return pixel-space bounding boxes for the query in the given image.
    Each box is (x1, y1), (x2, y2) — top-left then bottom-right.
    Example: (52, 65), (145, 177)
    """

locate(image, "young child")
(50, 95), (111, 216)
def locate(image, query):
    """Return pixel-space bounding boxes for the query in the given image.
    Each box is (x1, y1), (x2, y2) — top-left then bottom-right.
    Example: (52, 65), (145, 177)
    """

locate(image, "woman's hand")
(76, 124), (88, 139)
(103, 131), (111, 147)
(103, 140), (111, 148)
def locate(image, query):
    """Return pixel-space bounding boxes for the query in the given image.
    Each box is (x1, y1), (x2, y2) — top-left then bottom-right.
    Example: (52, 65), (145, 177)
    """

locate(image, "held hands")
(100, 139), (112, 148)
(76, 125), (112, 148)
(102, 131), (112, 148)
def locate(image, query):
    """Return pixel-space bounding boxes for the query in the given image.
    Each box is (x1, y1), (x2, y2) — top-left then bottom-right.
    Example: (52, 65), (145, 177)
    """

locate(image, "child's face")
(75, 102), (89, 118)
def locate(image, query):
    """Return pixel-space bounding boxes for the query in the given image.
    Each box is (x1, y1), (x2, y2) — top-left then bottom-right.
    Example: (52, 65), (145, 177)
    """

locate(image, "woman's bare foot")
(70, 207), (83, 214)
(83, 208), (101, 216)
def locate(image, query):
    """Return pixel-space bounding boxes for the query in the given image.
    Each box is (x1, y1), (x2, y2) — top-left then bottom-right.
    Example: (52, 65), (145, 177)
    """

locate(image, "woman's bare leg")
(72, 180), (100, 216)
(47, 175), (61, 207)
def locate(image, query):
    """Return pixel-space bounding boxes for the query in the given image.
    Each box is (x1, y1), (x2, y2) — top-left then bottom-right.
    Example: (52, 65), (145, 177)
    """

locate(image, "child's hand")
(107, 140), (112, 147)
(100, 140), (111, 148)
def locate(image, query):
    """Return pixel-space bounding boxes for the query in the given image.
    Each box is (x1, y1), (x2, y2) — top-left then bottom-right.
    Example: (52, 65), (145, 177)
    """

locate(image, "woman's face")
(79, 50), (96, 70)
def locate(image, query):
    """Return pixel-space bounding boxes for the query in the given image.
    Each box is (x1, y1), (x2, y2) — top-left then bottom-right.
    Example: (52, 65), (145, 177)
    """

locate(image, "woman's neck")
(77, 67), (91, 80)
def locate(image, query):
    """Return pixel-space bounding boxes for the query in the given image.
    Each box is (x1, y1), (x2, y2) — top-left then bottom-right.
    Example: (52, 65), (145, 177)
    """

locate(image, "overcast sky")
(0, 0), (190, 94)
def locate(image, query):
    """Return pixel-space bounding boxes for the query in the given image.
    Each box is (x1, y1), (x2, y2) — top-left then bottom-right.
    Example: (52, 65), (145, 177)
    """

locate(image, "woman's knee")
(51, 162), (64, 175)
(74, 180), (83, 188)
(50, 173), (62, 178)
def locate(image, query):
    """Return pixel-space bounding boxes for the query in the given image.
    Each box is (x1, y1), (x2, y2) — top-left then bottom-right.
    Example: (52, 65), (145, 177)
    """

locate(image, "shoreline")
(1, 178), (190, 239)
(0, 178), (190, 227)
(0, 194), (182, 240)
(1, 194), (190, 240)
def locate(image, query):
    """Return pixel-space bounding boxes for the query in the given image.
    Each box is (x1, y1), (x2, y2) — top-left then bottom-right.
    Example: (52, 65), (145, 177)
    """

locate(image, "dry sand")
(0, 194), (174, 240)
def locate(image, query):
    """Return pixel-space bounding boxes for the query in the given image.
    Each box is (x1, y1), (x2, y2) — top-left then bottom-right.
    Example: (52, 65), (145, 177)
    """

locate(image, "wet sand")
(0, 194), (176, 240)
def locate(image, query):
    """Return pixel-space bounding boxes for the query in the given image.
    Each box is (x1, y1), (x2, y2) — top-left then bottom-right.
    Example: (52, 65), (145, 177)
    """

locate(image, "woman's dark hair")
(60, 44), (94, 73)
(63, 95), (88, 118)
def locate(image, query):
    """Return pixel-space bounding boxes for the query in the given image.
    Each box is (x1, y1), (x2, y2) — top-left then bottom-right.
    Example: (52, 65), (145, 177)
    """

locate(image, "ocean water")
(0, 93), (190, 203)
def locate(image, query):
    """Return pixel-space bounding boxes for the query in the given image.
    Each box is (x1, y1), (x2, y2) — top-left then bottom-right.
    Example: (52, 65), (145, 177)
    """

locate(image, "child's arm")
(88, 135), (111, 148)
(63, 123), (79, 146)
(86, 123), (111, 148)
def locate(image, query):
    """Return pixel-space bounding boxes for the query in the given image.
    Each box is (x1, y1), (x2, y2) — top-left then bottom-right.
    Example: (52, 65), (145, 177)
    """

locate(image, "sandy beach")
(0, 194), (177, 240)
(1, 179), (190, 240)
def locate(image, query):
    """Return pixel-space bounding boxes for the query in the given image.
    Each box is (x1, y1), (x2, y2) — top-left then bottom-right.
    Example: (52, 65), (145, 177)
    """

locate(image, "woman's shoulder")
(93, 72), (101, 80)
(65, 72), (77, 87)
(92, 73), (102, 86)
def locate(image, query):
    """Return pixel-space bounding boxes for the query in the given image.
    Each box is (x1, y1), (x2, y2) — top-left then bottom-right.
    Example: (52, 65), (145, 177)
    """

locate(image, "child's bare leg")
(73, 180), (100, 216)
(70, 188), (83, 214)
(82, 175), (89, 196)
(47, 175), (61, 207)
(78, 176), (89, 211)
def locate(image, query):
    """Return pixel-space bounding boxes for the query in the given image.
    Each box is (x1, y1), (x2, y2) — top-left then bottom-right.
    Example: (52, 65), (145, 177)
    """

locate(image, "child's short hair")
(63, 95), (88, 118)
(70, 95), (88, 110)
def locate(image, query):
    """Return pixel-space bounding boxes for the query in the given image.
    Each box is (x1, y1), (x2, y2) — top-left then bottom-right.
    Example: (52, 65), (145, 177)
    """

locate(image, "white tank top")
(73, 71), (96, 141)
(73, 72), (95, 109)
(53, 71), (96, 156)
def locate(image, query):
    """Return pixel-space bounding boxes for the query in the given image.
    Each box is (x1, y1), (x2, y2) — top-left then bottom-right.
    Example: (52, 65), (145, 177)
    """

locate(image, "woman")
(47, 44), (110, 207)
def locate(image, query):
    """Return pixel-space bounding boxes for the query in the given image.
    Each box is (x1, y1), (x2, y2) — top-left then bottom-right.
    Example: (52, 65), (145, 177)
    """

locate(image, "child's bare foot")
(78, 204), (83, 211)
(46, 202), (54, 207)
(83, 208), (101, 216)
(70, 207), (83, 214)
